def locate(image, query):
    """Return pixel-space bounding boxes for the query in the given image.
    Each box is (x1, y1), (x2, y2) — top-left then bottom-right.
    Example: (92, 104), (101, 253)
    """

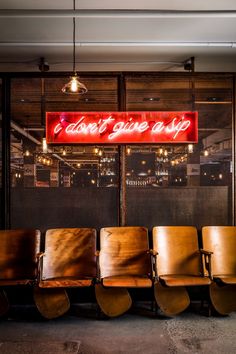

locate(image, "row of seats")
(0, 226), (235, 319)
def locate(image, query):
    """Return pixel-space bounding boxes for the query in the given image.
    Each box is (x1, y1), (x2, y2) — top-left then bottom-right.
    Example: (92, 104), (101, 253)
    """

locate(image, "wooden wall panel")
(127, 186), (230, 231)
(196, 104), (232, 129)
(11, 187), (119, 232)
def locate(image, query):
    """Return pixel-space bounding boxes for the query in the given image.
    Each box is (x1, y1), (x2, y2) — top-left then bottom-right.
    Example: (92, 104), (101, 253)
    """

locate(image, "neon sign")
(46, 111), (198, 144)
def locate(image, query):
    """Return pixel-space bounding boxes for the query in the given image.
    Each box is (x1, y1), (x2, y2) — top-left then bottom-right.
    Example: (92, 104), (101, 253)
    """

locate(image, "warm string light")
(37, 155), (53, 166)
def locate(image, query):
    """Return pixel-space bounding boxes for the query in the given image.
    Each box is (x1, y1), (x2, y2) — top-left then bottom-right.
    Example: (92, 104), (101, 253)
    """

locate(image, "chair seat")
(214, 275), (236, 285)
(0, 279), (32, 286)
(102, 275), (152, 288)
(159, 275), (211, 287)
(39, 278), (93, 288)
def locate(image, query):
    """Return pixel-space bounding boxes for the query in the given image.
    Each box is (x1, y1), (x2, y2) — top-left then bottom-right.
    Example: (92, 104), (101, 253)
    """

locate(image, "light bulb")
(42, 138), (47, 153)
(188, 144), (193, 153)
(71, 77), (78, 92)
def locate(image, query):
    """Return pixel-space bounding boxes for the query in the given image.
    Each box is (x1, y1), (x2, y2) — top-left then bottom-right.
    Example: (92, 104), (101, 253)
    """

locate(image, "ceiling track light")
(62, 0), (87, 95)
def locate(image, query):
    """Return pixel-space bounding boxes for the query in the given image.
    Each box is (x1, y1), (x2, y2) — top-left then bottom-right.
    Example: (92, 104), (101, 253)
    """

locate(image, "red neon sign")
(46, 111), (198, 144)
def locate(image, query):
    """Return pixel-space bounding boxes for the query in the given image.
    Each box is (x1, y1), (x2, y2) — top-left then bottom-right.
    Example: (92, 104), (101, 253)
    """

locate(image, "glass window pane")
(10, 77), (119, 231)
(0, 79), (2, 227)
(125, 75), (233, 229)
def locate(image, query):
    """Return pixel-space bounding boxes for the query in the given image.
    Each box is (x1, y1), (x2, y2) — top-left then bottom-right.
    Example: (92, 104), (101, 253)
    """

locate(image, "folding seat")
(0, 229), (40, 316)
(95, 226), (153, 317)
(152, 226), (212, 316)
(34, 228), (96, 319)
(202, 226), (236, 315)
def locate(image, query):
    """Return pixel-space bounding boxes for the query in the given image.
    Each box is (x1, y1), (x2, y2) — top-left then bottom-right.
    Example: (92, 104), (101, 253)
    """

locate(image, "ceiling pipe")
(1, 41), (236, 47)
(1, 9), (236, 18)
(11, 121), (41, 145)
(11, 120), (72, 167)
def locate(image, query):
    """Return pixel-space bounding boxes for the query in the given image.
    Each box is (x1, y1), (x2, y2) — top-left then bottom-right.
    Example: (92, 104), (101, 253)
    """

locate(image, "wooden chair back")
(153, 226), (201, 276)
(42, 228), (97, 280)
(0, 229), (40, 281)
(202, 226), (236, 276)
(99, 226), (151, 279)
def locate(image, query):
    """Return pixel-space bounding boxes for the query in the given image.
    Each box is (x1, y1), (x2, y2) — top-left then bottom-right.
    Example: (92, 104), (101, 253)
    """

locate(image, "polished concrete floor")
(0, 303), (236, 354)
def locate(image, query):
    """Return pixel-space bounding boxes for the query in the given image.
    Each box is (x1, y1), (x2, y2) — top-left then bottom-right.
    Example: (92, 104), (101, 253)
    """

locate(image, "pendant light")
(62, 0), (87, 94)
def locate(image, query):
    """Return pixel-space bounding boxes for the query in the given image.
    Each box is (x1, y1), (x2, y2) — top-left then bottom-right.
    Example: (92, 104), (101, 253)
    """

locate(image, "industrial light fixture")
(62, 0), (87, 95)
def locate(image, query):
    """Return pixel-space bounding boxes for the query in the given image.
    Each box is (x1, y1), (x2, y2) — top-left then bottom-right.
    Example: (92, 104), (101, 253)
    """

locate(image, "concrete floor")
(0, 304), (236, 354)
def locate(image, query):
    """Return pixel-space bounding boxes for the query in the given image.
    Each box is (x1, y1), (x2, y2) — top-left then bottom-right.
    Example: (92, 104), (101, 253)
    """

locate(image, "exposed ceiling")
(0, 1), (236, 72)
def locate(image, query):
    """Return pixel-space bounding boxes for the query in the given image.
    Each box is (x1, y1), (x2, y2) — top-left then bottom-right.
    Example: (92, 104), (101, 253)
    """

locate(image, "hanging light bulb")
(188, 144), (194, 153)
(126, 147), (131, 155)
(62, 0), (87, 95)
(42, 138), (47, 153)
(25, 149), (30, 157)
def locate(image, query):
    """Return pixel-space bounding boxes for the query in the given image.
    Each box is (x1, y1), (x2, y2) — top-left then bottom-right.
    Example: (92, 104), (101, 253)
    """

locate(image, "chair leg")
(200, 298), (212, 317)
(96, 303), (102, 319)
(0, 290), (10, 317)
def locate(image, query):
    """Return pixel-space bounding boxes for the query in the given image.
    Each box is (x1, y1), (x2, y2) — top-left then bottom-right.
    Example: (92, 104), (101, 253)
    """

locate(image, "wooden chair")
(34, 228), (97, 319)
(0, 229), (40, 316)
(152, 226), (212, 316)
(202, 226), (236, 315)
(95, 226), (153, 317)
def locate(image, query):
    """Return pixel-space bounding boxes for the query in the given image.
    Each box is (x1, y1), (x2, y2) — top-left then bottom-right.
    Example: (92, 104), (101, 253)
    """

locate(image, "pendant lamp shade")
(62, 74), (87, 94)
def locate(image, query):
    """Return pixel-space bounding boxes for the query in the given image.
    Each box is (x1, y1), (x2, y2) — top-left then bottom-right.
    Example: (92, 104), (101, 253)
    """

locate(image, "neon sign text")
(46, 111), (198, 144)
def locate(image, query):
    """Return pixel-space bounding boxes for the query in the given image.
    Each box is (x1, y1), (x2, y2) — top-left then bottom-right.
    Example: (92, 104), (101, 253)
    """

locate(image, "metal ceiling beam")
(1, 9), (236, 18)
(0, 41), (236, 47)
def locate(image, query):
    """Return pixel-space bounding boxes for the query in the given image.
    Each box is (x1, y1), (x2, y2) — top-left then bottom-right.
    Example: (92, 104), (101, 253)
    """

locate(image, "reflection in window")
(125, 139), (232, 188)
(10, 139), (119, 188)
